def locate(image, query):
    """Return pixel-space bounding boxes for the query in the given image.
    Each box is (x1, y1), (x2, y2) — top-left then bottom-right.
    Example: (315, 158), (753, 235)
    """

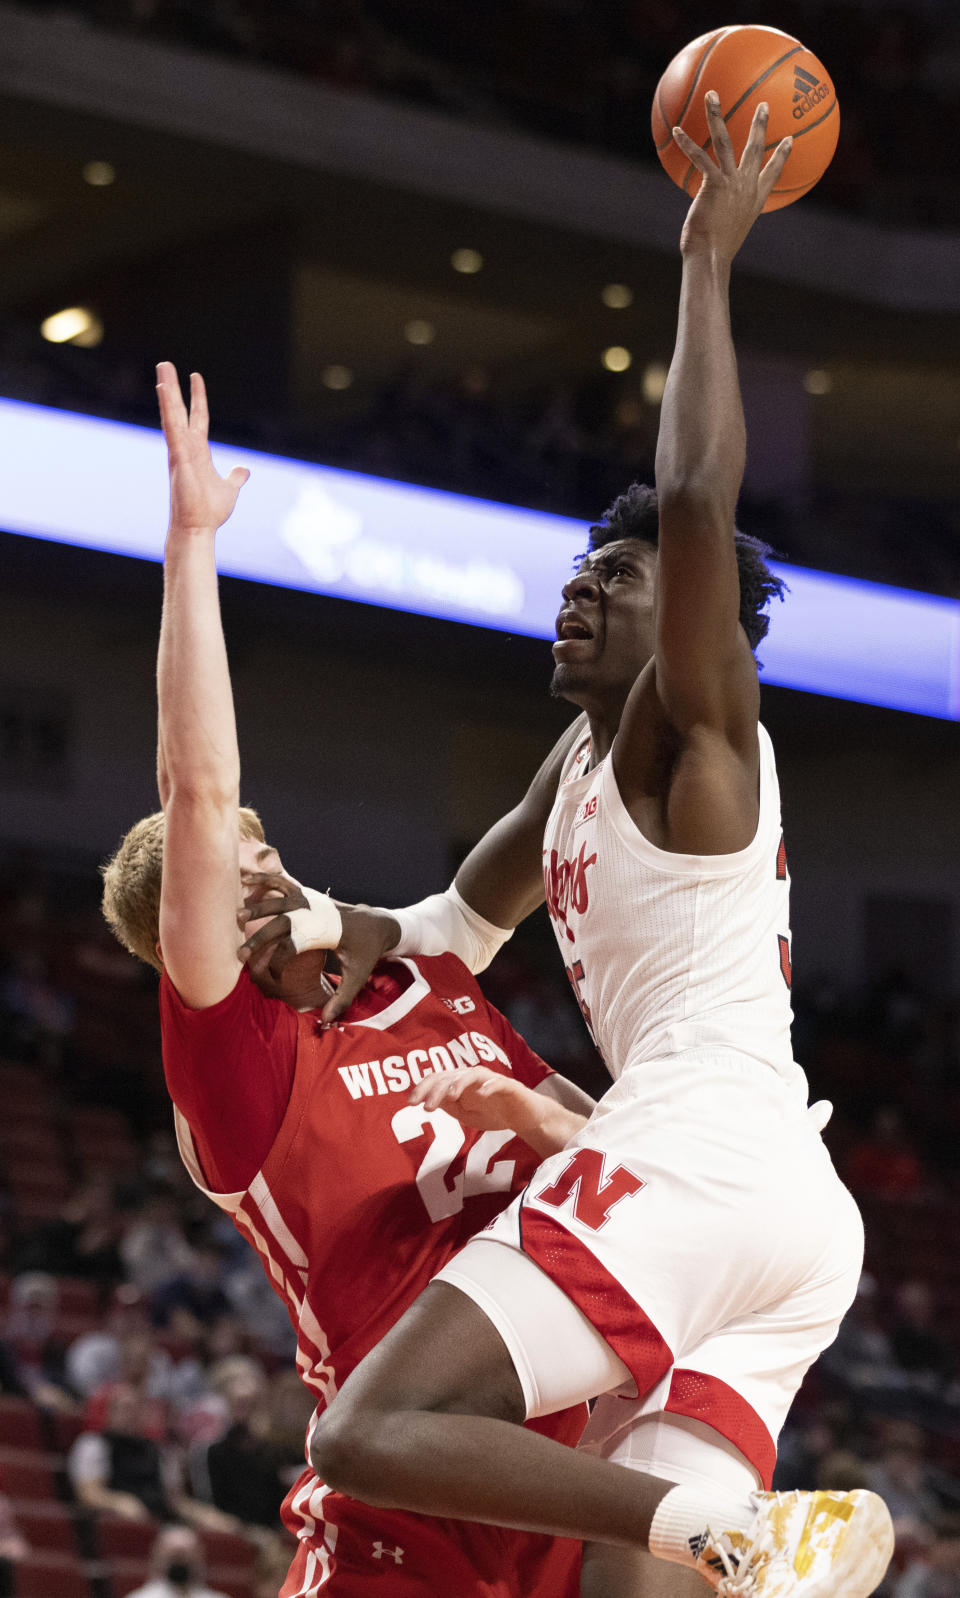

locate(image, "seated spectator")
(869, 1422), (944, 1534)
(58, 1172), (126, 1280)
(897, 1535), (960, 1598)
(821, 1271), (898, 1395)
(69, 1383), (240, 1534)
(0, 1272), (74, 1411)
(8, 1172), (125, 1282)
(891, 1282), (953, 1390)
(846, 1106), (925, 1201)
(152, 1243), (231, 1340)
(0, 1491), (28, 1598)
(84, 1330), (174, 1442)
(123, 1525), (230, 1598)
(120, 1187), (196, 1297)
(69, 1382), (172, 1522)
(194, 1357), (285, 1530)
(66, 1283), (160, 1396)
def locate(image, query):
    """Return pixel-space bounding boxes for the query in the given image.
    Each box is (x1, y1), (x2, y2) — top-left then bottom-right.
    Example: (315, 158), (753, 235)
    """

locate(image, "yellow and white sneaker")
(694, 1489), (894, 1598)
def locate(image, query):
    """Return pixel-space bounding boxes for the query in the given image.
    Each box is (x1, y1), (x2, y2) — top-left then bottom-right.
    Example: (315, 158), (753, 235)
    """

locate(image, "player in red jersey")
(100, 362), (593, 1597)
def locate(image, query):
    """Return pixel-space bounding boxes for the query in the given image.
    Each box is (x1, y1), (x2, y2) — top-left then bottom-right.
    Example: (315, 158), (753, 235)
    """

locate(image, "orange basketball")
(651, 24), (839, 212)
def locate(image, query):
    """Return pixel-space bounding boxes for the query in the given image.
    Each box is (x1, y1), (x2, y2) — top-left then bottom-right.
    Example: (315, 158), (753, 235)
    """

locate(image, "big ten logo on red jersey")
(775, 832), (791, 989)
(535, 1147), (645, 1232)
(441, 994), (475, 1015)
(544, 842), (597, 945)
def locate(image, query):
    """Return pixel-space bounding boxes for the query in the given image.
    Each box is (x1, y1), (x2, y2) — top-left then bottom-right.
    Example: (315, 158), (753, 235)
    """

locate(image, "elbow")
(309, 1405), (396, 1507)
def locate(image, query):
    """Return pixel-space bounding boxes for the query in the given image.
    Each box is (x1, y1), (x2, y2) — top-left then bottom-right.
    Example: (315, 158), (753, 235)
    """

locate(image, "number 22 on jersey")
(391, 1103), (517, 1223)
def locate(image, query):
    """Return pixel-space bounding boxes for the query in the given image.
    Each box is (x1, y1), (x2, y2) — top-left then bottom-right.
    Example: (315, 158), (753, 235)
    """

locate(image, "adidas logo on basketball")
(792, 65), (830, 118)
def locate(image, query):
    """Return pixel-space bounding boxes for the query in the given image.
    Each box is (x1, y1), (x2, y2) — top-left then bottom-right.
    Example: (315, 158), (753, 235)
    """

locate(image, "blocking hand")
(156, 361), (249, 533)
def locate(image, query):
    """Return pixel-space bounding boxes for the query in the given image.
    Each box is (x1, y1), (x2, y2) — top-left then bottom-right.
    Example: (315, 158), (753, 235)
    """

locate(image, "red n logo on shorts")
(535, 1148), (645, 1233)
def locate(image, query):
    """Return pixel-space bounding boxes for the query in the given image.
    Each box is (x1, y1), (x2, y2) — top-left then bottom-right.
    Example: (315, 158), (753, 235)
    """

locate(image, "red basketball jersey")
(174, 953), (574, 1414)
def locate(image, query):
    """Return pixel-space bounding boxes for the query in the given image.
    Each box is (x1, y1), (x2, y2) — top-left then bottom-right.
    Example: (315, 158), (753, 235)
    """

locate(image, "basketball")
(651, 25), (839, 212)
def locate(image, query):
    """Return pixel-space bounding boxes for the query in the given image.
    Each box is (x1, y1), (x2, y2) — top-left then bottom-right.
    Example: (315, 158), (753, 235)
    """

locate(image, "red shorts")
(280, 1411), (584, 1598)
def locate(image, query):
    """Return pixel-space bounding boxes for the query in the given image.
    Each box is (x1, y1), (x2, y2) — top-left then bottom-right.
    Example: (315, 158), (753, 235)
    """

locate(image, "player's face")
(551, 539), (656, 706)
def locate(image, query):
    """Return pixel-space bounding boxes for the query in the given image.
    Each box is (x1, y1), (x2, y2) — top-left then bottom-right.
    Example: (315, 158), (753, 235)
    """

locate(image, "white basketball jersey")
(542, 723), (797, 1084)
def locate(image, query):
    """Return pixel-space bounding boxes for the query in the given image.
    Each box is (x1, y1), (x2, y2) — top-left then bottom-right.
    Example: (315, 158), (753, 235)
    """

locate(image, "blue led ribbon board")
(1, 397), (957, 720)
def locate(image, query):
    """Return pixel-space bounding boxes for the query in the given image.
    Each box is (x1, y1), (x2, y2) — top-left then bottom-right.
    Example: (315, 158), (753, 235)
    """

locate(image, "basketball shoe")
(694, 1488), (894, 1598)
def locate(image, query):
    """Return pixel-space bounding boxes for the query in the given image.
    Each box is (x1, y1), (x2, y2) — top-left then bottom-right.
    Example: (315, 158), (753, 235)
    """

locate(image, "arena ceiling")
(0, 71), (957, 500)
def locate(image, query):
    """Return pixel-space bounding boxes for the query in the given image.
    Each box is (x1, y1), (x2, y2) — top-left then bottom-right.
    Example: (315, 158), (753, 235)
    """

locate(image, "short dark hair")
(585, 482), (786, 654)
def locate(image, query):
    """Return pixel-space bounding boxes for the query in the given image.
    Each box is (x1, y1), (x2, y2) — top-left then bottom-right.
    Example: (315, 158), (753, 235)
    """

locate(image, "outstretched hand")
(673, 93), (792, 262)
(408, 1065), (530, 1133)
(156, 361), (250, 533)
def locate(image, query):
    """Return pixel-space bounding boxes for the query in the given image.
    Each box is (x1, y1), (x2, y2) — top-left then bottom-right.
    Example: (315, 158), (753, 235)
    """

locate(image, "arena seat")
(51, 1410), (86, 1451)
(95, 1515), (158, 1562)
(15, 1552), (93, 1598)
(198, 1528), (258, 1572)
(0, 1397), (45, 1450)
(0, 1444), (61, 1499)
(12, 1499), (83, 1553)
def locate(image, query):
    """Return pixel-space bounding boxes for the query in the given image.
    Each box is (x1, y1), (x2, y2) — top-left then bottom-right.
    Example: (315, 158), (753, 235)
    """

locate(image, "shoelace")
(702, 1523), (790, 1598)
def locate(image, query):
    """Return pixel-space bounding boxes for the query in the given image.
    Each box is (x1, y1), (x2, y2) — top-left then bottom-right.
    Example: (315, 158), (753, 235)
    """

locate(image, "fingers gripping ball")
(652, 25), (839, 211)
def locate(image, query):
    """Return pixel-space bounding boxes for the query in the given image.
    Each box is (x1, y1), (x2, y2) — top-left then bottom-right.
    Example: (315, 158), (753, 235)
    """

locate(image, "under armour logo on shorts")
(372, 1542), (404, 1564)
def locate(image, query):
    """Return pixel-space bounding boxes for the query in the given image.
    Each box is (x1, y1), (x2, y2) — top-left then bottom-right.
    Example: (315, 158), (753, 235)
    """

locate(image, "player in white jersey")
(245, 99), (893, 1598)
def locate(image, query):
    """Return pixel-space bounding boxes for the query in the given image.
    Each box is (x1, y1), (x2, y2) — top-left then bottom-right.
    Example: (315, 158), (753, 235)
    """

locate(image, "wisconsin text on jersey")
(337, 1030), (514, 1100)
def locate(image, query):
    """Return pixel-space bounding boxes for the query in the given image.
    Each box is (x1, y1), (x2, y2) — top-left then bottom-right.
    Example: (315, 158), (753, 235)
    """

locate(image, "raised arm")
(647, 95), (791, 744)
(156, 362), (250, 1009)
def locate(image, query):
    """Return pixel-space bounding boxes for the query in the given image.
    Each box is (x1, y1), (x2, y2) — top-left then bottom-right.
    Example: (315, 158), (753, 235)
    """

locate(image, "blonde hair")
(101, 806), (266, 972)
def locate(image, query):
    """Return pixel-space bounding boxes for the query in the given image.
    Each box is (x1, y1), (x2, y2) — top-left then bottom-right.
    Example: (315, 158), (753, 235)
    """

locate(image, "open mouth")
(556, 614), (594, 642)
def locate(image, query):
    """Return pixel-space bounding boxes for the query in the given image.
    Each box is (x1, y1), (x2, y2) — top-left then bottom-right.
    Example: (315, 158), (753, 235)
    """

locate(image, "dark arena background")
(0, 1), (958, 1594)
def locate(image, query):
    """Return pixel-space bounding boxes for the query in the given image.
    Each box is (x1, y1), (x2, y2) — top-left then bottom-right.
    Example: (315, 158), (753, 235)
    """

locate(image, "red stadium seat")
(12, 1500), (82, 1553)
(0, 1445), (60, 1499)
(0, 1397), (45, 1450)
(95, 1515), (158, 1562)
(15, 1553), (93, 1598)
(56, 1279), (100, 1316)
(199, 1529), (257, 1572)
(51, 1411), (86, 1451)
(207, 1573), (255, 1598)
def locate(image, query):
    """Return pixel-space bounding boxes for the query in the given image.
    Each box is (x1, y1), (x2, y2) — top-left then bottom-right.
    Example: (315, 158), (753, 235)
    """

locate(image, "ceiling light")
(451, 248), (483, 275)
(641, 361), (668, 404)
(602, 346), (632, 374)
(321, 364), (354, 391)
(804, 368), (833, 396)
(404, 319), (436, 346)
(601, 283), (633, 310)
(83, 161), (116, 187)
(40, 307), (103, 347)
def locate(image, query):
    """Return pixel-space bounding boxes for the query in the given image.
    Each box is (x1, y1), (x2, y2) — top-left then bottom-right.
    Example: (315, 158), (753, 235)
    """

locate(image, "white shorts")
(435, 1050), (863, 1489)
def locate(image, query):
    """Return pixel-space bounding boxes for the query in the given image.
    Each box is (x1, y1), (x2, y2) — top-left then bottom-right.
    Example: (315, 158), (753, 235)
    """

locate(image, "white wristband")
(287, 887), (343, 952)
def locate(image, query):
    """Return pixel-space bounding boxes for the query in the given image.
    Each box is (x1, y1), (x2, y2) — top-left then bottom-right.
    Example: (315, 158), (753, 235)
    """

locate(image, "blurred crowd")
(28, 0), (960, 228)
(1, 843), (960, 1591)
(2, 314), (959, 601)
